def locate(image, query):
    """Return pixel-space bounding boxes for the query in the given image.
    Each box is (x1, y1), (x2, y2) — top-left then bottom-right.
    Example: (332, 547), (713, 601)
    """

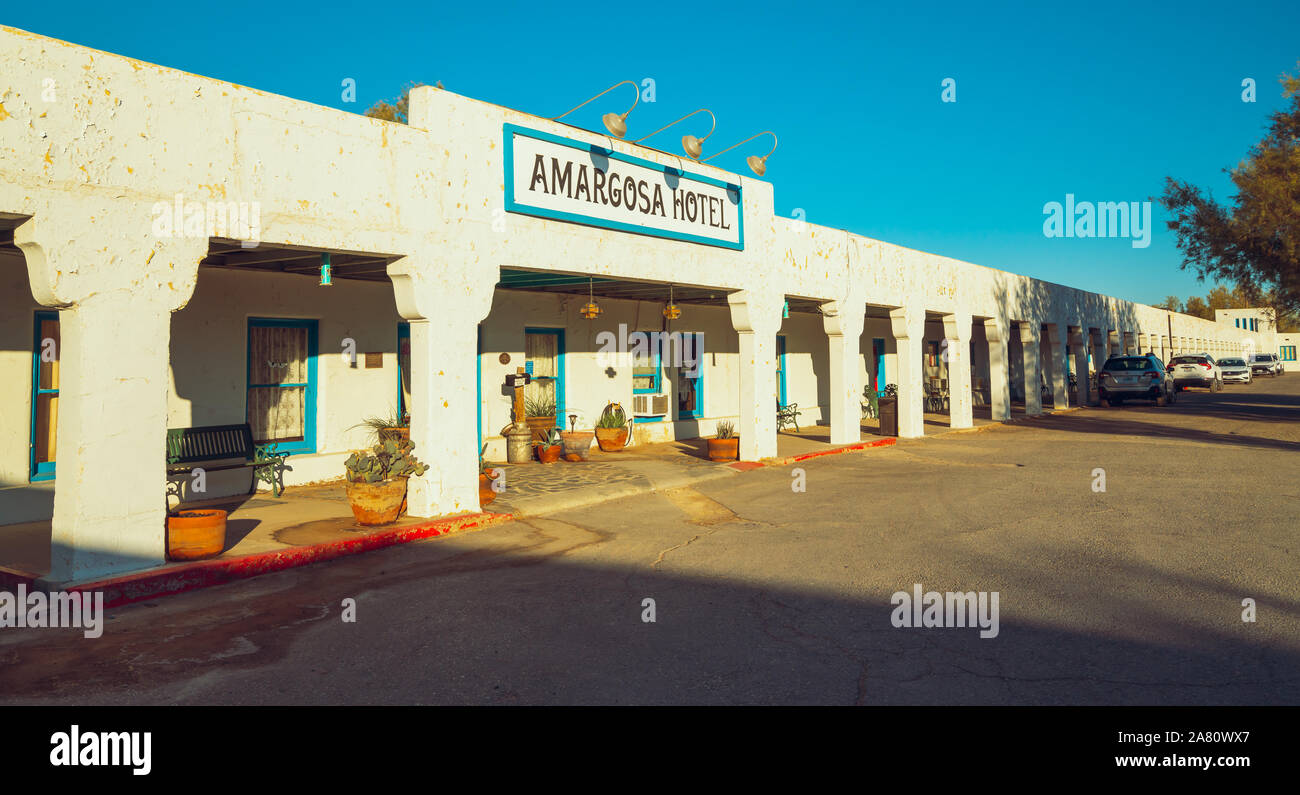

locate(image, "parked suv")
(1217, 357), (1252, 384)
(1249, 353), (1284, 377)
(1167, 354), (1221, 391)
(1098, 354), (1176, 406)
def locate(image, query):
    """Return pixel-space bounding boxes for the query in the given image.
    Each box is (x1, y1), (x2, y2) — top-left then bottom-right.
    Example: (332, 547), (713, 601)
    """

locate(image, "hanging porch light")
(580, 276), (603, 319)
(663, 284), (681, 319)
(319, 253), (333, 287)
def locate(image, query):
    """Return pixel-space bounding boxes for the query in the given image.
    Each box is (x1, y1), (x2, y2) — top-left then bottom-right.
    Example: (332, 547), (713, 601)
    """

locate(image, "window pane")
(34, 393), (58, 464)
(248, 385), (306, 443)
(38, 318), (60, 390)
(249, 326), (308, 385)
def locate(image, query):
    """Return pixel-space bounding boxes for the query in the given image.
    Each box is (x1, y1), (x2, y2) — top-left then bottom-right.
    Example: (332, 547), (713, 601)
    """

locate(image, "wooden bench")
(166, 423), (288, 497)
(776, 401), (801, 432)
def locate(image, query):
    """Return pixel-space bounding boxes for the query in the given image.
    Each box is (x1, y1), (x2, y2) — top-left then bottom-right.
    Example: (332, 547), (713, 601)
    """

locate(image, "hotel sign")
(504, 124), (744, 250)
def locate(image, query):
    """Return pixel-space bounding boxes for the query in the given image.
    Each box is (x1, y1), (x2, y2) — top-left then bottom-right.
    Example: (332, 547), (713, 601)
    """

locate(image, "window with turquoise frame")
(1282, 345), (1297, 361)
(397, 322), (411, 421)
(247, 318), (317, 454)
(632, 333), (660, 394)
(30, 311), (60, 481)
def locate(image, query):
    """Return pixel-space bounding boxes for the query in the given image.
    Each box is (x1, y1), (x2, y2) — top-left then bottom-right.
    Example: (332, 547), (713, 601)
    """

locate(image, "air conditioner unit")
(632, 393), (670, 417)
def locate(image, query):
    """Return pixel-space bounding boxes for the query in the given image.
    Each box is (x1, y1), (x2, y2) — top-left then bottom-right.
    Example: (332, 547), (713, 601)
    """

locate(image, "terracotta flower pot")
(378, 427), (410, 444)
(707, 437), (739, 462)
(479, 472), (499, 506)
(167, 509), (228, 561)
(595, 426), (629, 452)
(560, 430), (594, 461)
(345, 478), (409, 526)
(535, 443), (563, 464)
(525, 416), (556, 443)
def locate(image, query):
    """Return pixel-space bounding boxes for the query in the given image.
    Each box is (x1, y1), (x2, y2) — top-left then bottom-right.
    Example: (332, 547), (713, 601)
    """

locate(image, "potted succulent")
(344, 438), (429, 526)
(524, 395), (557, 443)
(594, 402), (630, 451)
(535, 427), (563, 464)
(707, 420), (739, 461)
(480, 444), (501, 506)
(350, 407), (410, 444)
(559, 414), (594, 462)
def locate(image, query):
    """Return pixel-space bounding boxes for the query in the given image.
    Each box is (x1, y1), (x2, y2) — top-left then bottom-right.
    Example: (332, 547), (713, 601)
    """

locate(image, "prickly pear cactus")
(345, 439), (429, 483)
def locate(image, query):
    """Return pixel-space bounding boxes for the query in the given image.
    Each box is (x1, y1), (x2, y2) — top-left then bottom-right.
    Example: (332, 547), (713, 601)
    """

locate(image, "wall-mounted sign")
(504, 124), (744, 250)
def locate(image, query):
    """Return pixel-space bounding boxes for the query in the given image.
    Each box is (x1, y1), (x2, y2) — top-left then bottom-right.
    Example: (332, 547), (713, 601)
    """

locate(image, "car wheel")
(1155, 390), (1167, 407)
(1211, 379), (1221, 392)
(1099, 398), (1110, 408)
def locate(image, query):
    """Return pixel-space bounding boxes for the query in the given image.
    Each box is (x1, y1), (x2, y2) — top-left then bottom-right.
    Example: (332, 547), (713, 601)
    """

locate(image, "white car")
(1249, 353), (1284, 377)
(1217, 357), (1252, 384)
(1166, 354), (1222, 391)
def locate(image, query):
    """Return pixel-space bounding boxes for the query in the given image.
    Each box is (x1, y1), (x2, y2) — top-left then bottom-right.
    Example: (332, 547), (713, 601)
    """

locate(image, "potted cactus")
(594, 402), (630, 451)
(344, 438), (429, 526)
(535, 427), (563, 464)
(707, 420), (739, 461)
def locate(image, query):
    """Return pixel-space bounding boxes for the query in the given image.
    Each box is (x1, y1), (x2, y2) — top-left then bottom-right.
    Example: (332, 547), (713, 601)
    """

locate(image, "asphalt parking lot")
(1, 373), (1296, 705)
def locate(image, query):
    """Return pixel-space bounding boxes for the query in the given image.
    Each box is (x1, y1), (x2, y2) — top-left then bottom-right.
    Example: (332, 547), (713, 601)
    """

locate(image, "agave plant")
(344, 438), (429, 484)
(715, 420), (736, 439)
(595, 403), (627, 429)
(523, 395), (556, 418)
(540, 427), (562, 447)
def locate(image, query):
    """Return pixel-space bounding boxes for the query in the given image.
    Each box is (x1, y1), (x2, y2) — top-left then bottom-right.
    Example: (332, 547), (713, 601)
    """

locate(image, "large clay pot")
(345, 478), (409, 526)
(535, 443), (562, 464)
(525, 416), (556, 443)
(595, 426), (629, 452)
(378, 427), (410, 444)
(479, 472), (499, 507)
(707, 437), (739, 462)
(167, 509), (228, 561)
(560, 431), (595, 461)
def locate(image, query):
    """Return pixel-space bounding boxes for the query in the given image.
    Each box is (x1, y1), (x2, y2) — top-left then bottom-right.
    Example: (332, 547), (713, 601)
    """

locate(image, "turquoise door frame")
(524, 327), (565, 421)
(397, 322), (410, 419)
(399, 321), (483, 447)
(676, 332), (704, 420)
(246, 317), (318, 454)
(30, 310), (58, 481)
(873, 337), (886, 395)
(776, 335), (788, 405)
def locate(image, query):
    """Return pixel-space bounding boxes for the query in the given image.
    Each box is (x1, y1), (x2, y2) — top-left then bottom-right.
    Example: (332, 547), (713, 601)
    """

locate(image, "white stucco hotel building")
(0, 27), (1279, 586)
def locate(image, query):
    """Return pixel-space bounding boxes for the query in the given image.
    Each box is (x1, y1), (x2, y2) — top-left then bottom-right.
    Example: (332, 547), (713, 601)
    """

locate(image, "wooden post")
(512, 366), (526, 425)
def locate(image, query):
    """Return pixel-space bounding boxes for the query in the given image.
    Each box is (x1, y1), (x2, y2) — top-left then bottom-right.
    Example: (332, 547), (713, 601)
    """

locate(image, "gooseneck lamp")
(632, 109), (717, 160)
(702, 131), (778, 176)
(552, 80), (640, 139)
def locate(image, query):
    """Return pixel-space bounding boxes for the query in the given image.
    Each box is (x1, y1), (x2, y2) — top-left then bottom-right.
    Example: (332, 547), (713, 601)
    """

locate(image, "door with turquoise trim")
(524, 328), (564, 422)
(675, 332), (704, 419)
(30, 311), (60, 481)
(872, 338), (886, 396)
(776, 335), (788, 406)
(397, 322), (411, 422)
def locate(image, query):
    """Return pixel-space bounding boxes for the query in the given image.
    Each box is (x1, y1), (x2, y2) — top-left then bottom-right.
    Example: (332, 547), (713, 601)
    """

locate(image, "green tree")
(1183, 295), (1213, 319)
(1158, 64), (1300, 318)
(363, 81), (439, 124)
(1154, 295), (1183, 312)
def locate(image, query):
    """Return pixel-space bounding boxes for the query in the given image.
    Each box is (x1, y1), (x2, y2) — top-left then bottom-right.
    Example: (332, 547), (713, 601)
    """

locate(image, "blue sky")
(8, 0), (1298, 305)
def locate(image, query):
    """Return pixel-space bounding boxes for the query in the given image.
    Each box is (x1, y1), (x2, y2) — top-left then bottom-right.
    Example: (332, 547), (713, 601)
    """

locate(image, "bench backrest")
(166, 424), (255, 465)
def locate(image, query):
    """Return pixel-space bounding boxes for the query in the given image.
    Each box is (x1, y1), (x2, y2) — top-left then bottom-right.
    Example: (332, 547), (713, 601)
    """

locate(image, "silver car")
(1249, 353), (1284, 377)
(1098, 354), (1176, 406)
(1218, 357), (1252, 384)
(1167, 354), (1222, 391)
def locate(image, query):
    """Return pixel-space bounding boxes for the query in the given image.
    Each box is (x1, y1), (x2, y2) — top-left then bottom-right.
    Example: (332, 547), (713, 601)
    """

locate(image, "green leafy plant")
(596, 403), (627, 429)
(715, 420), (736, 439)
(540, 427), (562, 447)
(524, 395), (556, 418)
(884, 384), (899, 398)
(344, 438), (429, 484)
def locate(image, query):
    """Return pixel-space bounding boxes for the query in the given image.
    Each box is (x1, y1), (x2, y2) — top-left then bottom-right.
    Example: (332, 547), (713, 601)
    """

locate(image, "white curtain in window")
(248, 326), (308, 442)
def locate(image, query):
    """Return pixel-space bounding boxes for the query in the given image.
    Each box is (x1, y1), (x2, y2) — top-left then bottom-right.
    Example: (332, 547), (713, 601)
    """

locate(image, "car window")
(1170, 356), (1205, 365)
(1104, 357), (1154, 371)
(1219, 358), (1245, 366)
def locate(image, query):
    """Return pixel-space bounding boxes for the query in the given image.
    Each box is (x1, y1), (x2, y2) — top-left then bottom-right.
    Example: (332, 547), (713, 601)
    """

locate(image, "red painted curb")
(62, 511), (514, 609)
(724, 436), (897, 470)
